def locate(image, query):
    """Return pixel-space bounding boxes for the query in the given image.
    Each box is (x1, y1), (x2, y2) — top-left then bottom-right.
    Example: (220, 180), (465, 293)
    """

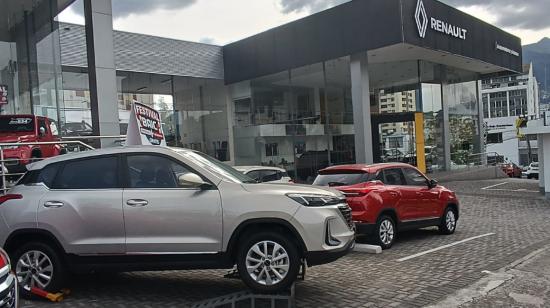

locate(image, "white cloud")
(57, 0), (547, 45)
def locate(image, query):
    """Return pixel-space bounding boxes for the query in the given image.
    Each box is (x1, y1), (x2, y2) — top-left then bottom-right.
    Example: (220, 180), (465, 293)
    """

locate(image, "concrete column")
(350, 53), (373, 164)
(541, 134), (550, 199)
(84, 0), (119, 148)
(538, 135), (544, 192)
(441, 82), (452, 171)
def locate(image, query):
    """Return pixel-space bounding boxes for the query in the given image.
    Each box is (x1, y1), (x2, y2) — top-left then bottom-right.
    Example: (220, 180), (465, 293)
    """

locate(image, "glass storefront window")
(173, 76), (229, 161)
(233, 58), (354, 183)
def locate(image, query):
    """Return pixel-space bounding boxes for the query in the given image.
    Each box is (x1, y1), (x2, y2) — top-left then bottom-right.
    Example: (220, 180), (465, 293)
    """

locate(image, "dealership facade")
(0, 0), (522, 182)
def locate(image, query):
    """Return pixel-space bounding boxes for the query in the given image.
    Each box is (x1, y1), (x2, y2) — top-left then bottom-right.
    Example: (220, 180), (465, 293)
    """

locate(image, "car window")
(313, 171), (370, 187)
(38, 119), (48, 135)
(126, 154), (191, 189)
(261, 170), (281, 182)
(402, 168), (428, 186)
(381, 168), (406, 186)
(37, 163), (60, 187)
(54, 157), (118, 189)
(246, 170), (261, 182)
(49, 121), (59, 136)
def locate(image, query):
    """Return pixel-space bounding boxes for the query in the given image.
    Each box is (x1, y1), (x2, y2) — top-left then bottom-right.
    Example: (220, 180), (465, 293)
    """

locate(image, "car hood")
(241, 182), (344, 197)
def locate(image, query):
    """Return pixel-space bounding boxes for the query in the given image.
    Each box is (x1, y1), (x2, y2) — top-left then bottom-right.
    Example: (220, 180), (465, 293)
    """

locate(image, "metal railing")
(0, 140), (96, 194)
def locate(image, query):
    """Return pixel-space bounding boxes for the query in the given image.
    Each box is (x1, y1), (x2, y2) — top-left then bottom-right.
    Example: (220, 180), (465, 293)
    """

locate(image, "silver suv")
(0, 146), (354, 294)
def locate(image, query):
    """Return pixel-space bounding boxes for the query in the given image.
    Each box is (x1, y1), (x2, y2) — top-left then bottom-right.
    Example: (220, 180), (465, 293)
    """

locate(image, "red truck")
(0, 115), (64, 173)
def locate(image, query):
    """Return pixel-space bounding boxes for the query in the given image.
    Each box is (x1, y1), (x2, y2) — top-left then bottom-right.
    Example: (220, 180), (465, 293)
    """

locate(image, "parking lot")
(20, 178), (549, 308)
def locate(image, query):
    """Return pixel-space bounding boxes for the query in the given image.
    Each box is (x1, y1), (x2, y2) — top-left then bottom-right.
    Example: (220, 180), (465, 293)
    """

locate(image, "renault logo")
(415, 0), (428, 38)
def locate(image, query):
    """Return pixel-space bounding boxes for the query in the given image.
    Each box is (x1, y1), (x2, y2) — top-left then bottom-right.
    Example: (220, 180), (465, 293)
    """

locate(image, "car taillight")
(0, 194), (22, 205)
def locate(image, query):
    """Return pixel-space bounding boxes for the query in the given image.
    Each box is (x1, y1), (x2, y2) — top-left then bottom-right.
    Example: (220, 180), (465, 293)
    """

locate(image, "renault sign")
(415, 0), (467, 40)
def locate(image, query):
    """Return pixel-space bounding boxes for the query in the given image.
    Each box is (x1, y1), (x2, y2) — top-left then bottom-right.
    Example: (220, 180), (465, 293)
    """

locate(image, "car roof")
(319, 163), (417, 174)
(27, 146), (194, 171)
(234, 166), (286, 172)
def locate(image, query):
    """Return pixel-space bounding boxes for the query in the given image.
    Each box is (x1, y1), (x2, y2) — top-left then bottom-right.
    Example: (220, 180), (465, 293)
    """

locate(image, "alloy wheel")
(16, 250), (54, 289)
(379, 219), (395, 245)
(245, 241), (290, 286)
(446, 210), (456, 232)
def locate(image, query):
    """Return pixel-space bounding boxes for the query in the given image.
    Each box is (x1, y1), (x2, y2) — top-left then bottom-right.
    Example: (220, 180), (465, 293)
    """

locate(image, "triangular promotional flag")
(126, 101), (167, 147)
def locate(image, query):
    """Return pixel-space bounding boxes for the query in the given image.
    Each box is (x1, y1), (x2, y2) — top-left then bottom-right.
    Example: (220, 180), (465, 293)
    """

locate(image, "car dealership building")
(0, 0), (522, 182)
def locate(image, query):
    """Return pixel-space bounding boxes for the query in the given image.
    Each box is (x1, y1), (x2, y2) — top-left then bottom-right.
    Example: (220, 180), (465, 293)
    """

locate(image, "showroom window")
(487, 133), (503, 144)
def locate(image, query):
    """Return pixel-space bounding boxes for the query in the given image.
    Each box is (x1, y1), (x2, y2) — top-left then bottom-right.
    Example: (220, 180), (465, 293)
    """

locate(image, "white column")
(538, 135), (545, 193)
(350, 53), (373, 164)
(541, 134), (550, 199)
(84, 0), (120, 148)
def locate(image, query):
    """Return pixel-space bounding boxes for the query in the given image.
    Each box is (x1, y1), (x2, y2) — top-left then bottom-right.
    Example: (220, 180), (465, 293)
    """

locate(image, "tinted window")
(126, 155), (190, 189)
(402, 168), (427, 186)
(0, 117), (34, 133)
(313, 172), (370, 187)
(38, 119), (48, 135)
(246, 170), (262, 182)
(54, 157), (118, 189)
(381, 169), (406, 186)
(261, 170), (282, 182)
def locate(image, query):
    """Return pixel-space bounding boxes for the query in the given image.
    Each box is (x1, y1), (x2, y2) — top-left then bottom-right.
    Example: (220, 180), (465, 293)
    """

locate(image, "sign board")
(545, 111), (550, 127)
(415, 0), (467, 40)
(126, 102), (166, 146)
(0, 85), (8, 105)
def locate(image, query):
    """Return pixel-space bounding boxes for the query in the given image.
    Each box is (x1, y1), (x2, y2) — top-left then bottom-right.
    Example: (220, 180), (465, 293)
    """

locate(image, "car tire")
(374, 215), (396, 250)
(11, 242), (67, 298)
(527, 174), (532, 179)
(439, 207), (458, 235)
(236, 231), (300, 293)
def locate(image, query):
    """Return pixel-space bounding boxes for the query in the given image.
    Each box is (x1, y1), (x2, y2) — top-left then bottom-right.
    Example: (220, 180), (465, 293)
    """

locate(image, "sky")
(58, 0), (550, 46)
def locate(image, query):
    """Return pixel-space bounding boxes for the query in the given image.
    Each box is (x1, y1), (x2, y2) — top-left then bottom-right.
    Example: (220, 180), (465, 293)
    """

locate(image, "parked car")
(523, 162), (539, 179)
(0, 248), (18, 308)
(0, 115), (64, 174)
(234, 166), (293, 183)
(313, 163), (459, 249)
(0, 146), (354, 295)
(500, 163), (522, 178)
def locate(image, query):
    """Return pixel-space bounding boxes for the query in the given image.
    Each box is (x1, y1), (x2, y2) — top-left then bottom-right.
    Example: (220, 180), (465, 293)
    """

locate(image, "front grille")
(338, 205), (354, 230)
(0, 275), (17, 308)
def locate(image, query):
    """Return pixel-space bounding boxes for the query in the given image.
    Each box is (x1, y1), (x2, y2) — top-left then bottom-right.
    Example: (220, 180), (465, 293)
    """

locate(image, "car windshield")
(313, 171), (370, 187)
(0, 117), (34, 133)
(175, 150), (257, 184)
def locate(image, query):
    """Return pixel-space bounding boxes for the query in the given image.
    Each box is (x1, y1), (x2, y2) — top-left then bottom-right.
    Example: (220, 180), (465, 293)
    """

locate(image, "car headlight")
(0, 249), (10, 271)
(286, 193), (344, 207)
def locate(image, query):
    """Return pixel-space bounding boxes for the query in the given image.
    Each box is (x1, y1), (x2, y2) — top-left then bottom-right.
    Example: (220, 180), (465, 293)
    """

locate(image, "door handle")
(126, 199), (149, 207)
(44, 201), (64, 208)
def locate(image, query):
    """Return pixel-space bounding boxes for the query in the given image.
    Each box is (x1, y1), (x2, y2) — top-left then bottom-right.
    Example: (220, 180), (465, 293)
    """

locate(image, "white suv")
(0, 146), (354, 295)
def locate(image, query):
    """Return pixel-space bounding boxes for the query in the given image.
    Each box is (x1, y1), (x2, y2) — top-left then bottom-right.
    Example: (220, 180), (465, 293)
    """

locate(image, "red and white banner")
(126, 102), (167, 146)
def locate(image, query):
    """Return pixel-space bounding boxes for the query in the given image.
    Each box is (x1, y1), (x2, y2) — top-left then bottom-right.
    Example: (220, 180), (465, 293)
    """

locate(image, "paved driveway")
(21, 179), (549, 308)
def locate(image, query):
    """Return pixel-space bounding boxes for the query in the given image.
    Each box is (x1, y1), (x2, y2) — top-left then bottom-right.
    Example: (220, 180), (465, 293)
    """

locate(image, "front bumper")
(0, 270), (18, 308)
(305, 239), (355, 266)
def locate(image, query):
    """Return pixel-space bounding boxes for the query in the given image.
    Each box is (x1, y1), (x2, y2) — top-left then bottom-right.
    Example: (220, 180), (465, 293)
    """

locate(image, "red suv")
(0, 115), (64, 173)
(313, 163), (459, 249)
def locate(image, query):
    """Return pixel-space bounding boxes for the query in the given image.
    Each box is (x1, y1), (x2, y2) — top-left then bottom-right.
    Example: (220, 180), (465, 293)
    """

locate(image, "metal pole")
(1, 146), (6, 194)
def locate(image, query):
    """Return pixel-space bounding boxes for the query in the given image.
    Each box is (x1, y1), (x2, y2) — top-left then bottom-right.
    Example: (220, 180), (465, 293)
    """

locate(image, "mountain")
(523, 38), (550, 104)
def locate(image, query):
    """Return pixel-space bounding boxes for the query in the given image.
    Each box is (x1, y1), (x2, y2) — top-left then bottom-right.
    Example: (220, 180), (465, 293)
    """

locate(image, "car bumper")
(0, 271), (18, 308)
(354, 222), (376, 235)
(305, 238), (355, 266)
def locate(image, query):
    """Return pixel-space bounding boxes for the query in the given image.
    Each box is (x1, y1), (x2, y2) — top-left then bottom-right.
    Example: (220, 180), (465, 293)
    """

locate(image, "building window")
(487, 133), (503, 144)
(265, 143), (278, 157)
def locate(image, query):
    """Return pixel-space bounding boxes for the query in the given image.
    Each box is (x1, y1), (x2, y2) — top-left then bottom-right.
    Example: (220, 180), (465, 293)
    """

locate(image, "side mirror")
(428, 179), (438, 189)
(39, 127), (46, 137)
(178, 173), (211, 189)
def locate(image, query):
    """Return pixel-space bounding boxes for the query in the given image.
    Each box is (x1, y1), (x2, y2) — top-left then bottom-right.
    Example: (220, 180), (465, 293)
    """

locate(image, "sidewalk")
(429, 245), (550, 308)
